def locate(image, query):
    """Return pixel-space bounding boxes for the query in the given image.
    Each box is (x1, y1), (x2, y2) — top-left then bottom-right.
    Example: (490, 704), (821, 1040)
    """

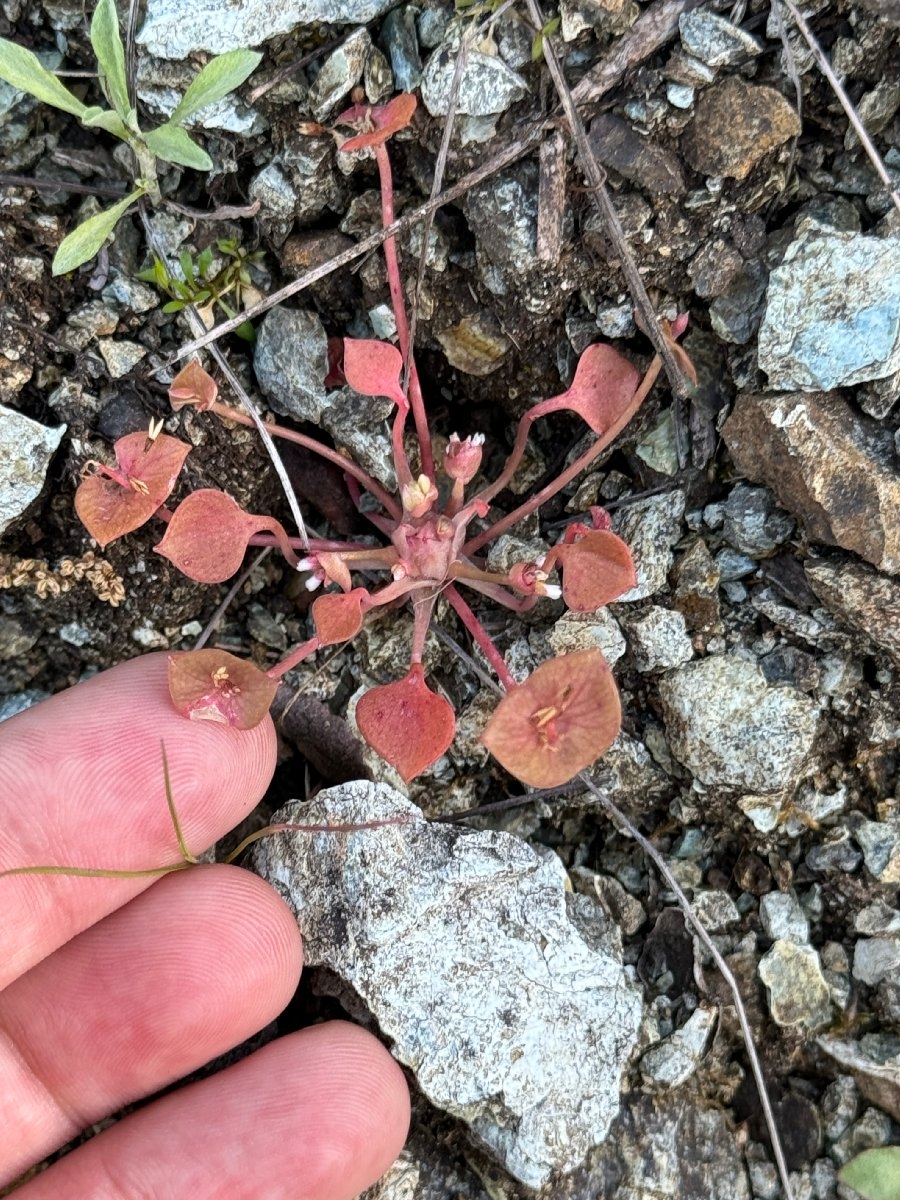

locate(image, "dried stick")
(579, 774), (796, 1200)
(193, 547), (271, 651)
(780, 0), (900, 217)
(571, 0), (704, 107)
(524, 0), (689, 401)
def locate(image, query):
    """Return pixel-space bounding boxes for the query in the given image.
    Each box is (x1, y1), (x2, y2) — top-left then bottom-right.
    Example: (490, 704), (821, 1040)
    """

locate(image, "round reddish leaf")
(549, 344), (641, 435)
(481, 649), (621, 789)
(155, 489), (283, 583)
(312, 588), (367, 646)
(356, 666), (455, 782)
(337, 93), (417, 152)
(75, 432), (191, 547)
(168, 649), (278, 729)
(342, 338), (408, 407)
(169, 359), (218, 411)
(556, 530), (636, 611)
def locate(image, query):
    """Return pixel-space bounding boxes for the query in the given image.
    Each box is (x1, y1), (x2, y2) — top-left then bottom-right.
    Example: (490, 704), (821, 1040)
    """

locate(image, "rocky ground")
(2, 0), (900, 1197)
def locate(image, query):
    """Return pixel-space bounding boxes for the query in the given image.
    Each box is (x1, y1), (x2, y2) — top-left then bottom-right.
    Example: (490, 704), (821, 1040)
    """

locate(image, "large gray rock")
(421, 38), (527, 117)
(254, 307), (328, 419)
(254, 309), (395, 486)
(137, 0), (396, 58)
(251, 782), (642, 1187)
(0, 405), (66, 535)
(759, 222), (900, 390)
(658, 654), (819, 792)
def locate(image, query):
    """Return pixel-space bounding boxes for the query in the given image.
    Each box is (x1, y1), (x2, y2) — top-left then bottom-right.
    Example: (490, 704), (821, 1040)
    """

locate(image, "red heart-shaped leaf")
(548, 344), (641, 435)
(155, 489), (289, 583)
(312, 588), (367, 646)
(342, 338), (408, 407)
(75, 432), (190, 547)
(481, 650), (621, 789)
(356, 665), (455, 782)
(168, 648), (278, 729)
(551, 529), (636, 611)
(169, 359), (218, 411)
(337, 93), (417, 152)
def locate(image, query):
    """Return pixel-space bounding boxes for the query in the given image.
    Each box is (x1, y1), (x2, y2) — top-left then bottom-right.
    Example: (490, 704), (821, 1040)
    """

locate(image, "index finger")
(0, 653), (276, 989)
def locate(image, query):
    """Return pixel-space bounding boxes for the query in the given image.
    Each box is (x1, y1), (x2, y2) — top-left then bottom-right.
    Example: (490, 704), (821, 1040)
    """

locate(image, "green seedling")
(137, 237), (266, 340)
(0, 0), (260, 274)
(839, 1148), (900, 1200)
(0, 746), (408, 884)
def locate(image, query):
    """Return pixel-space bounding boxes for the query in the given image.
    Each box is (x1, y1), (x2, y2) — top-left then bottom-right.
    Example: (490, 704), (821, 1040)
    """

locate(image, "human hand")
(0, 654), (409, 1198)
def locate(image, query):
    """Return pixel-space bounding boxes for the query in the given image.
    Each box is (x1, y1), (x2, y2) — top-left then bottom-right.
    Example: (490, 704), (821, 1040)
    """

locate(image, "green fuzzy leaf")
(143, 123), (213, 170)
(169, 48), (262, 125)
(162, 300), (185, 313)
(52, 187), (143, 275)
(839, 1148), (900, 1200)
(81, 104), (131, 140)
(89, 0), (130, 119)
(0, 37), (88, 117)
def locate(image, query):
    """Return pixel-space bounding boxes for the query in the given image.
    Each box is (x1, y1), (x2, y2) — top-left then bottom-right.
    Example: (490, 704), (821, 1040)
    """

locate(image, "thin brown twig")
(246, 31), (348, 104)
(579, 774), (796, 1200)
(0, 173), (129, 198)
(194, 547), (271, 650)
(781, 0), (900, 217)
(524, 0), (690, 403)
(570, 0), (704, 108)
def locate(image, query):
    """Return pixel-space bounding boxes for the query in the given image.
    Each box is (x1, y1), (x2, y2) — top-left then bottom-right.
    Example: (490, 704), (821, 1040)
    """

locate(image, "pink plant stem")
(448, 564), (541, 612)
(472, 412), (537, 508)
(259, 516), (301, 571)
(267, 636), (320, 679)
(445, 584), (517, 692)
(408, 592), (438, 665)
(464, 354), (663, 555)
(208, 401), (401, 520)
(374, 144), (435, 481)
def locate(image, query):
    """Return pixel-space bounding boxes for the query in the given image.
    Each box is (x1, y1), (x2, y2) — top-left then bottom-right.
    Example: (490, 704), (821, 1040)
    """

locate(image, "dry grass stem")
(781, 0), (900, 217)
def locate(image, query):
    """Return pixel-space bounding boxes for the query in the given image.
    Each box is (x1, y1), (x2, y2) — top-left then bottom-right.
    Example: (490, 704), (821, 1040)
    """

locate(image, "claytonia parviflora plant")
(0, 0), (259, 274)
(74, 93), (693, 789)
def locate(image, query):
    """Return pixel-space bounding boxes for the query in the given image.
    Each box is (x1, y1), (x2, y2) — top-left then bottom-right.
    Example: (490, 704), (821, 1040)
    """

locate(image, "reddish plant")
(74, 93), (691, 788)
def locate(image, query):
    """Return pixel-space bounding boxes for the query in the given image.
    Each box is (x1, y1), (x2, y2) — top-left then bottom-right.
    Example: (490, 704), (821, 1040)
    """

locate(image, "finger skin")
(0, 865), (303, 1186)
(0, 653), (277, 987)
(15, 1024), (411, 1200)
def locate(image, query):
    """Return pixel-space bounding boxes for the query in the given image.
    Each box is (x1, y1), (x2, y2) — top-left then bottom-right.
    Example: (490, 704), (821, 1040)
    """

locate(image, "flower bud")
(508, 561), (559, 599)
(444, 433), (484, 484)
(401, 473), (439, 517)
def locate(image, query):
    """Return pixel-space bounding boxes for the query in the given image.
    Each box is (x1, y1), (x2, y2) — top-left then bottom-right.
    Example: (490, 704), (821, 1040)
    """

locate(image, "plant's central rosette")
(72, 90), (695, 788)
(392, 510), (467, 584)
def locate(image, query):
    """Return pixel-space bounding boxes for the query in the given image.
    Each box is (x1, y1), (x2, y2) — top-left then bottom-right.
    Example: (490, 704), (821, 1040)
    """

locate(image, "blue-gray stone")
(381, 6), (422, 93)
(759, 222), (900, 389)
